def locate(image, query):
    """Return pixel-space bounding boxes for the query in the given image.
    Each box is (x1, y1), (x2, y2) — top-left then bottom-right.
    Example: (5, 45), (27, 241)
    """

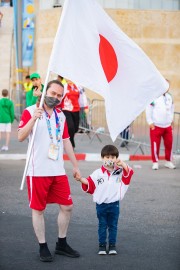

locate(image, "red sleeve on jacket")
(82, 176), (96, 194)
(122, 166), (134, 185)
(18, 109), (32, 129)
(62, 120), (70, 139)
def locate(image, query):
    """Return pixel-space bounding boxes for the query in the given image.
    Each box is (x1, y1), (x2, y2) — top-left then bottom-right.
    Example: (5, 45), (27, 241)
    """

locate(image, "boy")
(0, 89), (14, 151)
(75, 145), (134, 255)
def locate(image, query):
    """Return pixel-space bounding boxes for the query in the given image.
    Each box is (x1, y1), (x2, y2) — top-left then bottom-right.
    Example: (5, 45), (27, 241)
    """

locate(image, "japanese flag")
(48, 0), (168, 141)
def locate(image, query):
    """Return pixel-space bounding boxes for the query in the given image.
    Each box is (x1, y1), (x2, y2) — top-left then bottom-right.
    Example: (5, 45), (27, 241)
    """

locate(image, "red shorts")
(26, 175), (73, 211)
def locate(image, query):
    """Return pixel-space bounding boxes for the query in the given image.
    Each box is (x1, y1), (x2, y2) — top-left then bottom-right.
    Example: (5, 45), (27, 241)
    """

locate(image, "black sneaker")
(109, 245), (117, 255)
(39, 244), (53, 262)
(55, 243), (80, 258)
(98, 244), (107, 255)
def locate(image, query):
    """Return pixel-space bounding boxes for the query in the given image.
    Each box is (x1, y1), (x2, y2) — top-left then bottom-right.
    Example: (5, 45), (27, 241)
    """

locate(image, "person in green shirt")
(0, 89), (15, 151)
(26, 73), (44, 107)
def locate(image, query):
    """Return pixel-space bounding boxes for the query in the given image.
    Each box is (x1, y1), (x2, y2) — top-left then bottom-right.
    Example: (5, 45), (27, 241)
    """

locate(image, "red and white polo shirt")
(19, 104), (69, 176)
(82, 165), (134, 204)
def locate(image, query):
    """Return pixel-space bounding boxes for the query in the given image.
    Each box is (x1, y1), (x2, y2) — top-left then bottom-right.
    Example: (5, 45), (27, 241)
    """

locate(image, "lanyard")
(44, 107), (61, 144)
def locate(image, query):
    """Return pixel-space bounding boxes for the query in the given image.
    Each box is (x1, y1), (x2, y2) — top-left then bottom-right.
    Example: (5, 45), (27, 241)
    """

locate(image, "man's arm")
(18, 108), (43, 142)
(63, 139), (81, 178)
(145, 104), (155, 129)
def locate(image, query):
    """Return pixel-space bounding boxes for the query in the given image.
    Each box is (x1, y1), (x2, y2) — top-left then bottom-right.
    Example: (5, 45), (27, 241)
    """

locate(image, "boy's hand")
(116, 159), (128, 172)
(116, 159), (123, 167)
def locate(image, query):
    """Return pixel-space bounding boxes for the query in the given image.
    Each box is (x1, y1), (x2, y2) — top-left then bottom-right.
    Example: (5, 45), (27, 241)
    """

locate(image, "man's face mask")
(44, 96), (60, 108)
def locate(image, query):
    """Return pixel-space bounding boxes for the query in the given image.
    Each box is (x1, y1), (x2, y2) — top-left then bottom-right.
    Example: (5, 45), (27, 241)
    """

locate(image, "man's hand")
(149, 123), (155, 130)
(74, 171), (81, 181)
(32, 108), (43, 121)
(73, 167), (81, 180)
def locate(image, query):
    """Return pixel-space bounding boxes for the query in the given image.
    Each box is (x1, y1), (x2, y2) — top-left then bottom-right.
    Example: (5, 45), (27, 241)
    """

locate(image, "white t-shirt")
(19, 104), (69, 176)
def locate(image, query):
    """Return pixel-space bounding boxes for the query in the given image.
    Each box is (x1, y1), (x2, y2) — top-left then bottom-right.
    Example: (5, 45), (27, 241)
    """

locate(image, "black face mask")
(44, 96), (60, 108)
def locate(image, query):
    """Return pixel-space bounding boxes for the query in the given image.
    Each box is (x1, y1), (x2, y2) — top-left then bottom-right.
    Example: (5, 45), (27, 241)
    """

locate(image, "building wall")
(39, 0), (180, 11)
(0, 7), (13, 94)
(35, 8), (180, 110)
(0, 6), (179, 110)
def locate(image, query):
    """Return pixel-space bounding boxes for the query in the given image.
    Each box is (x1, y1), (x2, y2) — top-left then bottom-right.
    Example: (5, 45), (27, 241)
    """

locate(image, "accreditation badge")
(48, 143), (59, 160)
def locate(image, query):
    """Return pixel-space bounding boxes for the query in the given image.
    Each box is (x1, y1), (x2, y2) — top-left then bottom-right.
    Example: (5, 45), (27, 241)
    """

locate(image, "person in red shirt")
(60, 80), (88, 149)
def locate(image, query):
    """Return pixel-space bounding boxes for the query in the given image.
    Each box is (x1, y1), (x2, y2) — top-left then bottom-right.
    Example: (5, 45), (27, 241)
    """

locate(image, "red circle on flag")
(99, 34), (118, 83)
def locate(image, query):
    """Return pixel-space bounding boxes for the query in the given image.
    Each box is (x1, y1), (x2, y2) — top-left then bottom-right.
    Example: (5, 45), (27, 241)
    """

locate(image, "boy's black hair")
(25, 75), (30, 79)
(101, 145), (119, 158)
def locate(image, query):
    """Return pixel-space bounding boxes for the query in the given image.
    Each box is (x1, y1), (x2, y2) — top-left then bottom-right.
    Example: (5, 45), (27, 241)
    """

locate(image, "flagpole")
(20, 70), (51, 190)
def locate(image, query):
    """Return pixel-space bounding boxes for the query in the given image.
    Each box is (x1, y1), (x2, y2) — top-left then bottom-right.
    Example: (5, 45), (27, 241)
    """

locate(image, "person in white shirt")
(18, 80), (81, 262)
(146, 80), (175, 170)
(75, 145), (134, 255)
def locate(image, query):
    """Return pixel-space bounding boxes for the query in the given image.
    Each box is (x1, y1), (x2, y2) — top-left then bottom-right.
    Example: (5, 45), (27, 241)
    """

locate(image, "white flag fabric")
(48, 0), (168, 141)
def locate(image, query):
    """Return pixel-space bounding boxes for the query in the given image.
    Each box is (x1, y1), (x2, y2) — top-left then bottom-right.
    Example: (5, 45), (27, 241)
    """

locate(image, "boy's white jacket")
(81, 165), (134, 204)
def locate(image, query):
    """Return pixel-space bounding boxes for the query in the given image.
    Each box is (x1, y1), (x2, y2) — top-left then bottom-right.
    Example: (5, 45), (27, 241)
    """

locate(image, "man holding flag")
(18, 80), (80, 262)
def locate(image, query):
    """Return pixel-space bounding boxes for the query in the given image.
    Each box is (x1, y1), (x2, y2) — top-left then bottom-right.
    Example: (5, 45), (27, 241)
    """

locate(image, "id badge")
(48, 143), (59, 160)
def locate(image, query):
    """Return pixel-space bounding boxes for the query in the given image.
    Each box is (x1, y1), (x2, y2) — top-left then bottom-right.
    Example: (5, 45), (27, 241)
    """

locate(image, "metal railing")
(79, 99), (180, 155)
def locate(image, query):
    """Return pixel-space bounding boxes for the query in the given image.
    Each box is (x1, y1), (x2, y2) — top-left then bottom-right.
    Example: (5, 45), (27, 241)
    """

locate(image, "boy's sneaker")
(164, 161), (176, 169)
(55, 242), (80, 258)
(98, 244), (107, 255)
(39, 243), (53, 262)
(109, 245), (117, 255)
(1, 145), (8, 151)
(152, 162), (159, 170)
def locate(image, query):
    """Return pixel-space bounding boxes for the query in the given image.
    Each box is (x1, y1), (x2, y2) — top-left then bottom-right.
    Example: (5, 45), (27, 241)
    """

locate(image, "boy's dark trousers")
(96, 201), (120, 245)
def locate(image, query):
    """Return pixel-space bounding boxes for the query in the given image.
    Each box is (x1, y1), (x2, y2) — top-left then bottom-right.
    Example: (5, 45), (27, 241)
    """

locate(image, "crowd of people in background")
(0, 73), (177, 171)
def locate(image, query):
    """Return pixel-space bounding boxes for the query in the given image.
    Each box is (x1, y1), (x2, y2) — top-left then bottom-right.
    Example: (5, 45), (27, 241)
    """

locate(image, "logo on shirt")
(97, 178), (104, 185)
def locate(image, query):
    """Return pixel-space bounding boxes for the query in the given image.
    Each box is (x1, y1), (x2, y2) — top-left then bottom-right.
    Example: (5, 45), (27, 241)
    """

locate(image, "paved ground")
(0, 159), (180, 270)
(0, 121), (180, 270)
